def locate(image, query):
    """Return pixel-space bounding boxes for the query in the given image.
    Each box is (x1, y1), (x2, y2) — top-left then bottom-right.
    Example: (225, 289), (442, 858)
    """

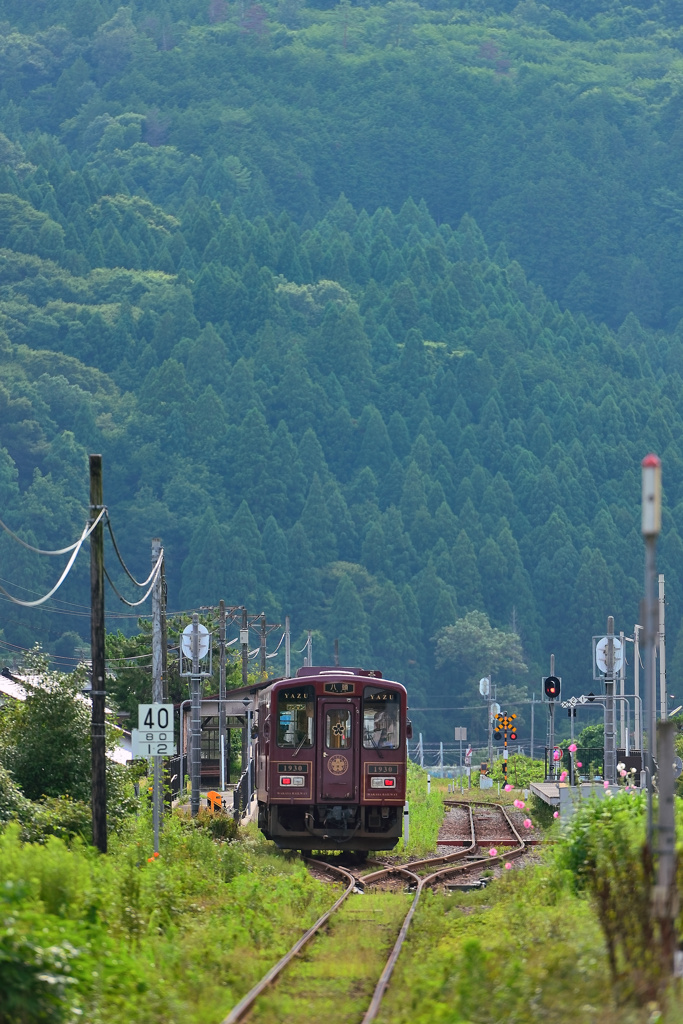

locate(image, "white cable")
(0, 508), (105, 556)
(266, 632), (286, 658)
(104, 551), (163, 607)
(0, 513), (104, 607)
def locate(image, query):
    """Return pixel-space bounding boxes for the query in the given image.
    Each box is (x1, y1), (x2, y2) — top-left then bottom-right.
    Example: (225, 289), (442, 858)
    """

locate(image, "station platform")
(529, 782), (560, 806)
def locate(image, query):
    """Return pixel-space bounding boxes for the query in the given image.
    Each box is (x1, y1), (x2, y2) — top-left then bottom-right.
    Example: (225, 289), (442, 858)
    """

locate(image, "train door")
(317, 698), (359, 802)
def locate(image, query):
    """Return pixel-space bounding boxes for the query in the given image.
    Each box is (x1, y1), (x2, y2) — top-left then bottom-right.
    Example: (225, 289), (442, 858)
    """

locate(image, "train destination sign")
(323, 681), (355, 693)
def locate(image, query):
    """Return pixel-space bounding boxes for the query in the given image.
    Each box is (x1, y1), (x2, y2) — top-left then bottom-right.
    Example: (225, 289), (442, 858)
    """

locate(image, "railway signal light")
(544, 675), (561, 700)
(509, 728), (517, 742)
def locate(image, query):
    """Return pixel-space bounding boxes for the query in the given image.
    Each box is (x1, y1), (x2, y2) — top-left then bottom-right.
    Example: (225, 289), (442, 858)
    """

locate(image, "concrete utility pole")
(285, 615), (291, 677)
(634, 624), (642, 750)
(240, 607), (248, 772)
(89, 455), (107, 853)
(334, 638), (339, 666)
(604, 616), (616, 785)
(190, 613), (201, 818)
(653, 720), (678, 972)
(151, 537), (163, 847)
(160, 557), (168, 701)
(306, 630), (313, 668)
(642, 453), (662, 850)
(219, 599), (227, 790)
(619, 630), (626, 750)
(260, 612), (267, 677)
(659, 574), (667, 721)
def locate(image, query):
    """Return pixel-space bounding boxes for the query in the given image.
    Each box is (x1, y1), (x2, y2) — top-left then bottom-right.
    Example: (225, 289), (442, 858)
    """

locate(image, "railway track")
(219, 800), (530, 1024)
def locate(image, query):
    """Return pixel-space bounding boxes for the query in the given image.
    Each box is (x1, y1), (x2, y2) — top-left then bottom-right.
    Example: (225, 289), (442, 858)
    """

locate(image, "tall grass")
(403, 762), (445, 856)
(0, 808), (336, 1023)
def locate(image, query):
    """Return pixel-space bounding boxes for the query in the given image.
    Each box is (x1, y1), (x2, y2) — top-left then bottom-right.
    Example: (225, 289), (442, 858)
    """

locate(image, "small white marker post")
(403, 802), (409, 848)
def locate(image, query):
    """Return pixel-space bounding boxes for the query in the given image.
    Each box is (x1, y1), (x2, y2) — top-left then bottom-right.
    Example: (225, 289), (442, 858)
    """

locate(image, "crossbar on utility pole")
(89, 455), (107, 853)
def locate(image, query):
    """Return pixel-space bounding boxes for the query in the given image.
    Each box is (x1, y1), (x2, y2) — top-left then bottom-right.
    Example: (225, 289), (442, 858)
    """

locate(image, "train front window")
(363, 687), (400, 749)
(326, 709), (352, 749)
(277, 686), (314, 748)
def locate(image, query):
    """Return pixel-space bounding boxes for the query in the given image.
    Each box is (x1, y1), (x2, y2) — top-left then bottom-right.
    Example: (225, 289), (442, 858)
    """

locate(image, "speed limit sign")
(138, 703), (173, 732)
(135, 703), (176, 756)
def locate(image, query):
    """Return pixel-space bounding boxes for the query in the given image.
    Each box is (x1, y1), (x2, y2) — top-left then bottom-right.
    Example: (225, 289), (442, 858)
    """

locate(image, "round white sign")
(595, 636), (623, 675)
(181, 623), (210, 660)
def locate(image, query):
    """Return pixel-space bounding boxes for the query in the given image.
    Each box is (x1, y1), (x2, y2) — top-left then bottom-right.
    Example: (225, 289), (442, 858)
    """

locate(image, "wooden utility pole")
(89, 454), (107, 853)
(151, 537), (163, 849)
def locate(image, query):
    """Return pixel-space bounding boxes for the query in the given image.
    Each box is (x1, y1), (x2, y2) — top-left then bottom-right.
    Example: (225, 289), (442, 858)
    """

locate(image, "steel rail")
(219, 800), (528, 1024)
(360, 801), (526, 1023)
(218, 858), (357, 1024)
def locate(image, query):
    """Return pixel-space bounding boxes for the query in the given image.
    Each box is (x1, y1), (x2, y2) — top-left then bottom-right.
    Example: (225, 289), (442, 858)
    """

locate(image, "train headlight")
(280, 775), (305, 787)
(371, 776), (396, 788)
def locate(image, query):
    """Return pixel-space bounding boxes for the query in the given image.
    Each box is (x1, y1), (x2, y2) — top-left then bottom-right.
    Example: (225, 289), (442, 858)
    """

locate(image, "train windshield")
(277, 686), (315, 748)
(363, 687), (400, 749)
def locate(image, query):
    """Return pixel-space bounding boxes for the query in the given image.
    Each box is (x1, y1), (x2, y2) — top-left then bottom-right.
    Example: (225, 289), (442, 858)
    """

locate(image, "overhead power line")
(106, 517), (163, 588)
(0, 510), (106, 608)
(104, 549), (163, 608)
(0, 512), (97, 556)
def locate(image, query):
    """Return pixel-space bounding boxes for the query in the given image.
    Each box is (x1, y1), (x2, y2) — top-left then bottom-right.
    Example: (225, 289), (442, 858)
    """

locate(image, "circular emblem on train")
(328, 754), (349, 775)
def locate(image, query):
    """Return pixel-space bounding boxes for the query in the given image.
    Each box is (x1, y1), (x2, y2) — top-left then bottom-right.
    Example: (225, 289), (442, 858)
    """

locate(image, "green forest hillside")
(1, 0), (683, 738)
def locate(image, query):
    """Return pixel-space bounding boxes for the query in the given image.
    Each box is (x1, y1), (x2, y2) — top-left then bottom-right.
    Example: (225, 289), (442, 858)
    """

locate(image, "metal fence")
(232, 768), (253, 820)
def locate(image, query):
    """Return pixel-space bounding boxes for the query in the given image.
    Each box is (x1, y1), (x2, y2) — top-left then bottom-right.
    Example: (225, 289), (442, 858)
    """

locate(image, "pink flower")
(553, 811), (559, 819)
(560, 770), (568, 781)
(504, 784), (513, 791)
(568, 743), (577, 753)
(553, 749), (562, 761)
(489, 847), (497, 857)
(603, 781), (610, 789)
(620, 769), (627, 777)
(523, 818), (532, 829)
(576, 762), (582, 768)
(504, 862), (512, 870)
(513, 799), (525, 809)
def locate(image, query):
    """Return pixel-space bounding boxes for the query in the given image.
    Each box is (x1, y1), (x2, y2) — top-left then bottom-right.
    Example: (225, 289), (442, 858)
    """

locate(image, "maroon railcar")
(255, 666), (411, 851)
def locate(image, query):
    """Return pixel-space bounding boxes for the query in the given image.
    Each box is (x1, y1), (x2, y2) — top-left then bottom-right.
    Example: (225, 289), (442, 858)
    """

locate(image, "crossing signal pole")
(543, 657), (560, 780)
(494, 713), (517, 785)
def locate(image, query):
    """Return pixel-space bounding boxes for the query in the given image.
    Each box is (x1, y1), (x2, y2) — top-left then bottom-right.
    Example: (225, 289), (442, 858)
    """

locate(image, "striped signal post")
(494, 713), (517, 786)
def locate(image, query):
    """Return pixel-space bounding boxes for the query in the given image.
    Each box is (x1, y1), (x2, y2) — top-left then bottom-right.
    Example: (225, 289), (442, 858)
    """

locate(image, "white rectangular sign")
(131, 728), (176, 758)
(138, 703), (174, 731)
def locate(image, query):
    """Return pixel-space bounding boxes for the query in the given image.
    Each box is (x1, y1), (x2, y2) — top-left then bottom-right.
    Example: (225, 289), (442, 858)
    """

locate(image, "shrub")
(553, 789), (681, 1005)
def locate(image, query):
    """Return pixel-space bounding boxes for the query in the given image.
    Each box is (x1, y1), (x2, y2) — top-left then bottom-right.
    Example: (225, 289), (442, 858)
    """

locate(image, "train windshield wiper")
(368, 734), (384, 759)
(292, 732), (308, 758)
